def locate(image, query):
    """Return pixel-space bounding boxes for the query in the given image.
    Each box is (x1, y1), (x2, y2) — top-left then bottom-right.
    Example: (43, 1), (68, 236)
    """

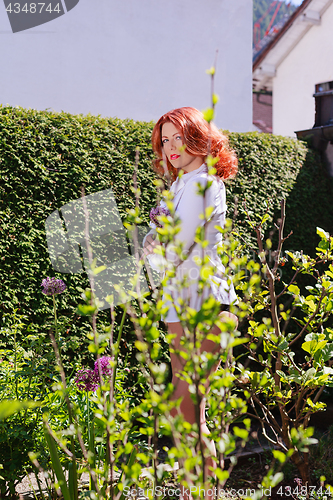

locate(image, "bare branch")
(281, 305), (297, 335)
(273, 199), (286, 276)
(44, 420), (74, 459)
(276, 270), (301, 299)
(288, 287), (326, 347)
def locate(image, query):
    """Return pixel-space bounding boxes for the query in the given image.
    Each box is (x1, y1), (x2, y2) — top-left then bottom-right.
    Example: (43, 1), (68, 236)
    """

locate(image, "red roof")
(253, 0), (313, 71)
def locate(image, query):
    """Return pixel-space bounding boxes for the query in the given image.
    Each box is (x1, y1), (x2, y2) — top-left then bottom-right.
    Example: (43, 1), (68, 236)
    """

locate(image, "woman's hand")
(142, 234), (160, 256)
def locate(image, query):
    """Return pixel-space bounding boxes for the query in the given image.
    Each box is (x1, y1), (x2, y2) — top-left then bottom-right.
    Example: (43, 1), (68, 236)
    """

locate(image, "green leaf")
(93, 265), (107, 275)
(302, 367), (316, 385)
(276, 370), (288, 383)
(272, 450), (286, 463)
(317, 227), (330, 240)
(261, 213), (270, 225)
(68, 461), (78, 500)
(0, 400), (40, 420)
(318, 239), (329, 250)
(233, 426), (248, 440)
(302, 340), (327, 356)
(288, 284), (300, 296)
(321, 343), (333, 362)
(77, 304), (97, 316)
(114, 445), (138, 500)
(205, 66), (215, 76)
(44, 426), (71, 500)
(215, 469), (229, 482)
(269, 472), (284, 487)
(202, 108), (214, 123)
(205, 206), (214, 220)
(305, 398), (326, 411)
(212, 93), (219, 105)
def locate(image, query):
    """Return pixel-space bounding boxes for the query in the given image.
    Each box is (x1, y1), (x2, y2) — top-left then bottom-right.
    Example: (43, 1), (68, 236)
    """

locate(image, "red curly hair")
(151, 107), (238, 182)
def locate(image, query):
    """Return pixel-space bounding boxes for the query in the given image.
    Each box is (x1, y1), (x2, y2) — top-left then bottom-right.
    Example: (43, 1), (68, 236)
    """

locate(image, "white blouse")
(146, 163), (238, 323)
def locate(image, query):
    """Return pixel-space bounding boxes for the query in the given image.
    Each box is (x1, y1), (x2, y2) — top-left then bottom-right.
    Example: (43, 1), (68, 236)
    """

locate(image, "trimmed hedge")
(227, 131), (306, 248)
(1, 106), (332, 355)
(283, 146), (333, 256)
(228, 132), (333, 255)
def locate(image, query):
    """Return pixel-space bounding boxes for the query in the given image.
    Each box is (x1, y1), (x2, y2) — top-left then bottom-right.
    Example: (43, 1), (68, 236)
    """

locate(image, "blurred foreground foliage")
(0, 105), (332, 369)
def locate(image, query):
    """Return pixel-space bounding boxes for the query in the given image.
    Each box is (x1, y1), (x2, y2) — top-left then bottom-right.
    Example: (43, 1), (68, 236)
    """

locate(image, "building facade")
(0, 0), (252, 132)
(253, 0), (333, 137)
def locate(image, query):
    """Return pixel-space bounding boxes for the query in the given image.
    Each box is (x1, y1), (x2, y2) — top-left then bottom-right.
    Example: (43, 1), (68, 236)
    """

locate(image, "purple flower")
(149, 206), (171, 228)
(74, 368), (98, 392)
(41, 277), (66, 296)
(94, 356), (113, 378)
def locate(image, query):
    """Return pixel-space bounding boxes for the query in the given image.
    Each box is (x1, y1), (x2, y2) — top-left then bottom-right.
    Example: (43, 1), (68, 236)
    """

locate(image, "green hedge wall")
(228, 132), (333, 256)
(1, 106), (332, 358)
(283, 147), (333, 256)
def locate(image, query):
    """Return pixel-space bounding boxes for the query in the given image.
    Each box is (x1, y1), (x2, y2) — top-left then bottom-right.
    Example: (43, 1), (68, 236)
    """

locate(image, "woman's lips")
(170, 154), (180, 160)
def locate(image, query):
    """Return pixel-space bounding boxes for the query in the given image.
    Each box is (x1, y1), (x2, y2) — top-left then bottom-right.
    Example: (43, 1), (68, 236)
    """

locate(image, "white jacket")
(146, 163), (238, 323)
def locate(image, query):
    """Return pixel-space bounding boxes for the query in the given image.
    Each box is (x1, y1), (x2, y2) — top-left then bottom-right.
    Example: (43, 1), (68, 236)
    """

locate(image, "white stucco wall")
(273, 2), (333, 136)
(0, 0), (252, 132)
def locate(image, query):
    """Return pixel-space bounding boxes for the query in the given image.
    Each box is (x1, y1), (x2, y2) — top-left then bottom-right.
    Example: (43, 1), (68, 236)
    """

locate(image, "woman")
(143, 107), (238, 492)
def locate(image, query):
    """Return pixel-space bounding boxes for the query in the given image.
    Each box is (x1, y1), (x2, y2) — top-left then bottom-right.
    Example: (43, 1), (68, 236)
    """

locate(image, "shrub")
(1, 102), (333, 496)
(1, 105), (328, 340)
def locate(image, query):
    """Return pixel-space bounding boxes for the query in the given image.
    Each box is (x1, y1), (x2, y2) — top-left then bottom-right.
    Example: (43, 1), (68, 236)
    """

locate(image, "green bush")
(228, 131), (306, 244)
(283, 147), (333, 256)
(1, 105), (333, 495)
(0, 106), (159, 369)
(1, 105), (332, 354)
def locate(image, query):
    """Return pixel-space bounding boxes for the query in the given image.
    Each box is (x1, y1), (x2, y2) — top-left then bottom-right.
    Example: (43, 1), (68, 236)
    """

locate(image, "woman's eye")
(176, 136), (182, 141)
(162, 139), (168, 144)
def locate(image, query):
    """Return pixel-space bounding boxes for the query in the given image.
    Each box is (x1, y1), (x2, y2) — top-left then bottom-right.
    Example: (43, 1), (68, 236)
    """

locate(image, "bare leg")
(167, 312), (237, 500)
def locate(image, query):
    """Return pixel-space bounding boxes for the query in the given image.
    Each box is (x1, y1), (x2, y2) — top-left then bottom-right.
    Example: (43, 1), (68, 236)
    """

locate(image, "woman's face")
(161, 122), (203, 173)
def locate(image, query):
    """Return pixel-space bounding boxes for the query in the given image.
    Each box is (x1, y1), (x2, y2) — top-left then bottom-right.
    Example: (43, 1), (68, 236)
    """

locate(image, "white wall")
(0, 0), (252, 132)
(273, 2), (333, 136)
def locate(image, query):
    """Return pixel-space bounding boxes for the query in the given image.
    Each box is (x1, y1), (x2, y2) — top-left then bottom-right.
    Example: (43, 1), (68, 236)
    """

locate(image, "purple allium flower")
(94, 356), (113, 378)
(74, 368), (98, 392)
(41, 277), (66, 296)
(149, 206), (171, 228)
